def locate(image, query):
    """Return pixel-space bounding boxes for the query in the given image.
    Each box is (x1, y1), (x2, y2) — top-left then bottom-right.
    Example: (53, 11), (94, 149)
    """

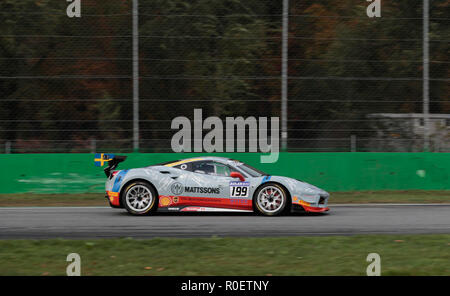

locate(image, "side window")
(191, 161), (215, 175)
(191, 161), (232, 177)
(214, 162), (231, 177)
(173, 162), (192, 171)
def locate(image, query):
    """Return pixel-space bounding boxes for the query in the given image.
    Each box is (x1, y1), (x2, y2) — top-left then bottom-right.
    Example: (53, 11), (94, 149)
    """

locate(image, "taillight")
(111, 171), (119, 178)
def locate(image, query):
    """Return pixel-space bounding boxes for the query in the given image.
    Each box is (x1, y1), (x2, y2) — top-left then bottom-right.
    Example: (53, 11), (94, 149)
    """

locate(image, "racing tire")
(121, 181), (158, 216)
(253, 183), (288, 216)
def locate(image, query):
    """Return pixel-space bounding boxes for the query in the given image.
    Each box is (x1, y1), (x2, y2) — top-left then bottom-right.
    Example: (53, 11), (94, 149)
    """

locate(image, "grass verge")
(0, 191), (448, 207)
(0, 234), (448, 276)
(331, 190), (450, 204)
(0, 193), (104, 207)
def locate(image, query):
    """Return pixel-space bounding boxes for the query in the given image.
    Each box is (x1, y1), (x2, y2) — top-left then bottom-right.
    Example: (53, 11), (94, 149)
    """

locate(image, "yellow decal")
(164, 158), (204, 167)
(160, 196), (172, 206)
(298, 200), (311, 207)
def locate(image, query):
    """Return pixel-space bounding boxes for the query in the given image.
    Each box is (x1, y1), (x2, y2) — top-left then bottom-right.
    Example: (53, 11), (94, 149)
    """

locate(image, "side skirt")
(157, 195), (253, 212)
(157, 206), (252, 213)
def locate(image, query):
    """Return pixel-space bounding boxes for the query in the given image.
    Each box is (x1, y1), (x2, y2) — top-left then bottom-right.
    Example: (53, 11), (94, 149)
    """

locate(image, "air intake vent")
(319, 196), (326, 205)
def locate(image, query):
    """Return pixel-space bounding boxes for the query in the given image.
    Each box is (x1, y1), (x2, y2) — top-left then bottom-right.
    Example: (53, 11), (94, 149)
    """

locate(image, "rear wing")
(94, 153), (127, 177)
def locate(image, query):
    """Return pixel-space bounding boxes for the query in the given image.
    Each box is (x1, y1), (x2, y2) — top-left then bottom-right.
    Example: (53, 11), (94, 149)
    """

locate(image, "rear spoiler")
(94, 153), (127, 177)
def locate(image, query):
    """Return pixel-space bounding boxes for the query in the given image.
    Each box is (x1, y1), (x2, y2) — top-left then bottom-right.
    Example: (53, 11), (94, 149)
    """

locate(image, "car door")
(182, 160), (230, 197)
(179, 160), (251, 210)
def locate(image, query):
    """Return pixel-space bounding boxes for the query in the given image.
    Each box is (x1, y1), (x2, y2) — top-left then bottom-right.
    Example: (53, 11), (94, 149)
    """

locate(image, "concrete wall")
(1, 153), (449, 193)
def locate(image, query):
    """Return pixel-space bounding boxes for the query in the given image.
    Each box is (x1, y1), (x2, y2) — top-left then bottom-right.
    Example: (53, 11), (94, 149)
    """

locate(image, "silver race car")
(96, 154), (330, 216)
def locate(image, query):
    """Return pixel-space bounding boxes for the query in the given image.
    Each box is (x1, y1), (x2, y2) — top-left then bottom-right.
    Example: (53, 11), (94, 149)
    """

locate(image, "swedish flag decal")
(94, 153), (115, 167)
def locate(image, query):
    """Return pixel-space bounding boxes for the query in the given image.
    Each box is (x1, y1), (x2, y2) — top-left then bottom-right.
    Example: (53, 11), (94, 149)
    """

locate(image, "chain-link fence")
(1, 0), (449, 153)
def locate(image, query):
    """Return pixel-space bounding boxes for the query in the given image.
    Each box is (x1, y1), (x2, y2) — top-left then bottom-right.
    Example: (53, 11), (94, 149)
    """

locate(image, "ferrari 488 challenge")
(95, 154), (330, 216)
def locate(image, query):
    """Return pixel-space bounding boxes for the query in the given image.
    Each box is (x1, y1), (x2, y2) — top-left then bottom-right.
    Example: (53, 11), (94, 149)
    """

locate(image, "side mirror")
(230, 172), (245, 182)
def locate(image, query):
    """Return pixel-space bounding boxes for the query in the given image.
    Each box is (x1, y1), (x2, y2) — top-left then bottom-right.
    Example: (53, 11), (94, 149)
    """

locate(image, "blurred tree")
(0, 0), (448, 152)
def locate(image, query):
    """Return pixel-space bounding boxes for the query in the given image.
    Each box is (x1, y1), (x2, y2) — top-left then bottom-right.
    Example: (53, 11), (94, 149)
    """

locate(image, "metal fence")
(1, 0), (449, 153)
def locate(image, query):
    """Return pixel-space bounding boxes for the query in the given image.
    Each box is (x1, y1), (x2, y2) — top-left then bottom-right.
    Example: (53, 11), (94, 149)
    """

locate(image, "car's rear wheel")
(121, 181), (158, 215)
(253, 183), (287, 216)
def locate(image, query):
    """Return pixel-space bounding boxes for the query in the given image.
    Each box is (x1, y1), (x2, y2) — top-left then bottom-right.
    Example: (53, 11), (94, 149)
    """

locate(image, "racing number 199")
(231, 186), (248, 197)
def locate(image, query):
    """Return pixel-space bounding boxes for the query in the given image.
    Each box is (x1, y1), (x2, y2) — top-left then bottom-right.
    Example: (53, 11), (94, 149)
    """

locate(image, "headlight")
(303, 187), (317, 194)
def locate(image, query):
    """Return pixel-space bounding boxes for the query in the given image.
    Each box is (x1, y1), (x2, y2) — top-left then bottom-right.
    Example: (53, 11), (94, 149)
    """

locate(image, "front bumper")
(292, 203), (329, 213)
(291, 196), (329, 213)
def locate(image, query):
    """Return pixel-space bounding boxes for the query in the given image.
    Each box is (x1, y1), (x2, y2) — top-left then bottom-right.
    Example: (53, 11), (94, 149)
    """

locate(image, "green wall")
(1, 153), (449, 194)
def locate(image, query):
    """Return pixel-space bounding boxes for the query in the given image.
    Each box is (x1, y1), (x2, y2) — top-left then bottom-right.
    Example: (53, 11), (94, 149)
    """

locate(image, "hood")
(277, 176), (329, 196)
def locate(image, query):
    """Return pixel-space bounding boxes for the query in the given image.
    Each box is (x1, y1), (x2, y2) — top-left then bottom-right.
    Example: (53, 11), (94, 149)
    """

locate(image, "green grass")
(0, 193), (104, 206)
(331, 190), (450, 204)
(0, 191), (448, 206)
(0, 235), (448, 275)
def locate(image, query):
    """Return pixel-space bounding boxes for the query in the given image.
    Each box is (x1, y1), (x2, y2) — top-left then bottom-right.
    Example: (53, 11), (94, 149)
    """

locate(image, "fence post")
(281, 0), (289, 152)
(423, 0), (430, 152)
(350, 135), (356, 152)
(5, 141), (11, 154)
(90, 139), (96, 154)
(132, 0), (140, 152)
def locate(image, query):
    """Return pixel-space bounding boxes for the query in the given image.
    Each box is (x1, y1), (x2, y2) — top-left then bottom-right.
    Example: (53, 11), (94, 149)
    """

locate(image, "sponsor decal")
(181, 206), (252, 213)
(173, 196), (179, 203)
(181, 207), (207, 212)
(159, 196), (172, 207)
(261, 175), (271, 183)
(229, 181), (250, 198)
(111, 170), (129, 192)
(184, 186), (220, 194)
(183, 197), (221, 203)
(168, 207), (180, 211)
(171, 182), (184, 195)
(230, 199), (249, 204)
(230, 181), (249, 186)
(158, 195), (252, 211)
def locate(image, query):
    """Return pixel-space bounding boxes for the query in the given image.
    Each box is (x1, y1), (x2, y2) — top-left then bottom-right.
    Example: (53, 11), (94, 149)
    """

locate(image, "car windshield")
(235, 162), (268, 177)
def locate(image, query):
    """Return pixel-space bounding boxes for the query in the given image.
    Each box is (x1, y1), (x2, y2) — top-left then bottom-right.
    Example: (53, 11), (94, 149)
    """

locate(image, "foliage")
(0, 0), (448, 152)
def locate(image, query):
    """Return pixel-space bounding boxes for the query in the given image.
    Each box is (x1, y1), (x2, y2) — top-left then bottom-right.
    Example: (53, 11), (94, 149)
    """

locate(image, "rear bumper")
(106, 191), (120, 207)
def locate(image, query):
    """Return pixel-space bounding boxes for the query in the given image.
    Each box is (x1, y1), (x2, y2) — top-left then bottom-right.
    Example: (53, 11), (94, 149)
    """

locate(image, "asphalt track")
(0, 204), (449, 239)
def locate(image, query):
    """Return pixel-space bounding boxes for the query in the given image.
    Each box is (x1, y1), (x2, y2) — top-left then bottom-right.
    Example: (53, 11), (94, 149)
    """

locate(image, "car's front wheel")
(121, 181), (158, 215)
(253, 183), (288, 216)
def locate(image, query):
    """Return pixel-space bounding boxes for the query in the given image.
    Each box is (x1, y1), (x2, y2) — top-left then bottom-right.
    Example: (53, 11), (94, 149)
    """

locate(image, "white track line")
(331, 203), (450, 207)
(0, 204), (450, 210)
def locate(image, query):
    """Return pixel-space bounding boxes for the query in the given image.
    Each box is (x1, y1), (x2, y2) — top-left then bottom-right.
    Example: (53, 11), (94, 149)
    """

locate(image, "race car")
(95, 154), (330, 216)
